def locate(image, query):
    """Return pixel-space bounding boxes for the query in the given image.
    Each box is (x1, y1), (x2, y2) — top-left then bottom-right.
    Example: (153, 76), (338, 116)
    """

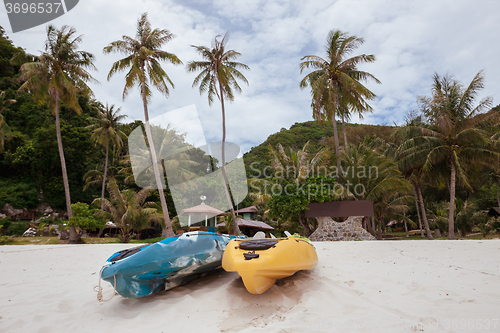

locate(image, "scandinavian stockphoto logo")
(128, 105), (248, 227)
(4, 0), (79, 33)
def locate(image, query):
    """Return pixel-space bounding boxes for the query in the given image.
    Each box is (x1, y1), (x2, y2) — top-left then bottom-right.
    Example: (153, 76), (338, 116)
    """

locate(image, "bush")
(0, 178), (39, 209)
(0, 218), (29, 236)
(0, 217), (12, 235)
(487, 217), (500, 233)
(69, 202), (105, 232)
(478, 222), (491, 237)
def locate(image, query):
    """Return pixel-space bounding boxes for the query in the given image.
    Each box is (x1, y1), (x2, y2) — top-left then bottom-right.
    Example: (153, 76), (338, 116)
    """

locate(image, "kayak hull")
(222, 237), (318, 294)
(100, 231), (235, 298)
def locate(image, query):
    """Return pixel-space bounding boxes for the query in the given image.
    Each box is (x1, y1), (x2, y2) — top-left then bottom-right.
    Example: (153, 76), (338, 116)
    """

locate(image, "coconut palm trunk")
(187, 32), (247, 236)
(415, 181), (434, 240)
(300, 30), (379, 174)
(496, 182), (499, 207)
(341, 112), (348, 151)
(403, 208), (409, 238)
(53, 91), (77, 241)
(140, 72), (174, 238)
(363, 216), (375, 236)
(365, 216), (376, 236)
(298, 212), (311, 235)
(331, 108), (342, 175)
(103, 14), (182, 238)
(377, 218), (382, 240)
(448, 160), (456, 239)
(413, 185), (425, 238)
(101, 134), (110, 209)
(18, 25), (97, 243)
(219, 81), (239, 235)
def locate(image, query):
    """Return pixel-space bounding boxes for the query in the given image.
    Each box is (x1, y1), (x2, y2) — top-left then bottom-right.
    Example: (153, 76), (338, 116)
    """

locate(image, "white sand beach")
(1, 240), (499, 333)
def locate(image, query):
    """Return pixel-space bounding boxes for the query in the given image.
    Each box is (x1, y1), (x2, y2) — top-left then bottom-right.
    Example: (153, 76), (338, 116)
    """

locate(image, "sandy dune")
(1, 240), (499, 332)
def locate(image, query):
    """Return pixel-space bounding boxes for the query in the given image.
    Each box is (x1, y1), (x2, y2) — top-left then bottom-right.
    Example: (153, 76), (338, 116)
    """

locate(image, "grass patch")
(0, 236), (167, 245)
(0, 237), (64, 245)
(130, 236), (164, 244)
(463, 233), (500, 240)
(2, 233), (498, 246)
(389, 230), (500, 240)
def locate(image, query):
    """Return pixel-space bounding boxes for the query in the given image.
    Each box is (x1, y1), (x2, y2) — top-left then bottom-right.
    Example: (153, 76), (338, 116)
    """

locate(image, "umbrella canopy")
(179, 203), (225, 217)
(235, 205), (258, 214)
(217, 219), (274, 231)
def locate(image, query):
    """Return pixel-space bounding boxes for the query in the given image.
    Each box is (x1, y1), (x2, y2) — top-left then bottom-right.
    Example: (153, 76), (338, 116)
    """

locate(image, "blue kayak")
(99, 231), (237, 298)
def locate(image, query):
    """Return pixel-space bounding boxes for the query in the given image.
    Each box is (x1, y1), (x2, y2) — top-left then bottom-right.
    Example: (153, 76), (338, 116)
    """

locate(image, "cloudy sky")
(2, 0), (499, 153)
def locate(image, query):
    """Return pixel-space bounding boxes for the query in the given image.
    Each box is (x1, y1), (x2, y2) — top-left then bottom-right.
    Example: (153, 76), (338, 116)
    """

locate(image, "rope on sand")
(94, 265), (117, 302)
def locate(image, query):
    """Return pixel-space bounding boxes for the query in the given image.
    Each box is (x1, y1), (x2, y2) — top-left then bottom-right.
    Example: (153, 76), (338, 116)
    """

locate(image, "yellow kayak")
(222, 236), (318, 294)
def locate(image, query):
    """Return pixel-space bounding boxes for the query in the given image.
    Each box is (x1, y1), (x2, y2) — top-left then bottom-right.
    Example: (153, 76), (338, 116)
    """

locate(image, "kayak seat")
(239, 240), (279, 251)
(109, 244), (149, 262)
(243, 252), (260, 260)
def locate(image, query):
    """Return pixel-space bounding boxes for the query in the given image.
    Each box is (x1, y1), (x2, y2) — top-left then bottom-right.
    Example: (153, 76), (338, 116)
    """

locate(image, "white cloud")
(2, 0), (499, 152)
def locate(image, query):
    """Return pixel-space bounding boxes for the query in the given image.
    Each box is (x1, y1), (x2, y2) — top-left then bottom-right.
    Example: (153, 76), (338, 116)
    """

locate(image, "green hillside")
(243, 120), (395, 178)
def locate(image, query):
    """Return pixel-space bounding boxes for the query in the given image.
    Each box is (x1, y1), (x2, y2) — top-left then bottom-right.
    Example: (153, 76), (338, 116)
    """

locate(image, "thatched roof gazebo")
(178, 203), (226, 228)
(216, 219), (274, 237)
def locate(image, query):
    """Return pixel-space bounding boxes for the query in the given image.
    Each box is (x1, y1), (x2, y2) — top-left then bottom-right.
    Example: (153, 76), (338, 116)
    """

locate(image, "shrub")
(487, 217), (500, 234)
(0, 178), (39, 209)
(478, 222), (491, 237)
(6, 220), (28, 236)
(69, 202), (105, 232)
(0, 217), (12, 235)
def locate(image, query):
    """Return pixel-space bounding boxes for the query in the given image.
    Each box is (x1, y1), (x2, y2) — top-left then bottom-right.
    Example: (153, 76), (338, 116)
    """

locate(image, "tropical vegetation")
(1, 22), (500, 243)
(86, 103), (127, 208)
(300, 29), (381, 173)
(103, 13), (182, 238)
(395, 71), (499, 239)
(17, 25), (97, 243)
(93, 178), (163, 243)
(187, 32), (249, 235)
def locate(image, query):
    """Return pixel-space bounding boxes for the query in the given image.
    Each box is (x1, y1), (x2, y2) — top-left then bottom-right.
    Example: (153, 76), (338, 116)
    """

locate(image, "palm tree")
(393, 111), (435, 239)
(17, 25), (97, 243)
(125, 123), (200, 193)
(427, 201), (449, 237)
(267, 141), (330, 234)
(249, 192), (272, 224)
(149, 124), (200, 188)
(300, 29), (380, 173)
(396, 71), (498, 239)
(374, 195), (415, 240)
(412, 185), (425, 238)
(454, 199), (486, 237)
(83, 167), (104, 191)
(339, 139), (412, 238)
(411, 174), (435, 240)
(0, 91), (16, 152)
(187, 32), (249, 235)
(86, 103), (127, 207)
(268, 141), (330, 184)
(93, 178), (162, 243)
(489, 171), (500, 207)
(103, 13), (182, 238)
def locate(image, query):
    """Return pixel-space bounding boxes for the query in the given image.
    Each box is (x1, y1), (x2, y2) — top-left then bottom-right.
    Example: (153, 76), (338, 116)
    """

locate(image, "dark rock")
(1, 204), (23, 217)
(37, 203), (55, 215)
(59, 230), (69, 240)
